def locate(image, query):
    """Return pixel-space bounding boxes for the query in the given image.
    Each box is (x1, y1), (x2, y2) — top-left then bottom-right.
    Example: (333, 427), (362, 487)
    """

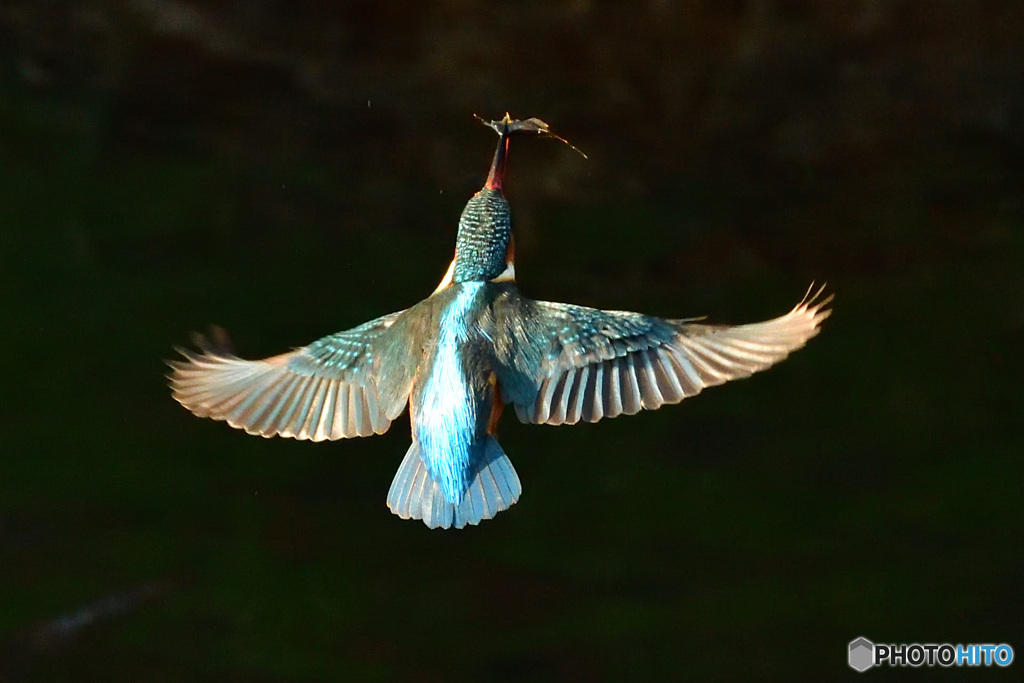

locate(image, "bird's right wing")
(493, 286), (831, 425)
(169, 309), (419, 440)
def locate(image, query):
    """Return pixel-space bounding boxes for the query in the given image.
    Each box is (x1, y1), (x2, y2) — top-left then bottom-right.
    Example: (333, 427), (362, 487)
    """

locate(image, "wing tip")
(795, 281), (834, 318)
(792, 282), (834, 343)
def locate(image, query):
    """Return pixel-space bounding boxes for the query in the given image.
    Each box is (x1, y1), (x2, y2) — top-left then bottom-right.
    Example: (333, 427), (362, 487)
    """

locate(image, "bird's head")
(438, 115), (583, 288)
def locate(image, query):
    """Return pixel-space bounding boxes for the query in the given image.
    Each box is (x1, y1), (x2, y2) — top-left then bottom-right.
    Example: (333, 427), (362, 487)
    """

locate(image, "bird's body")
(171, 115), (831, 529)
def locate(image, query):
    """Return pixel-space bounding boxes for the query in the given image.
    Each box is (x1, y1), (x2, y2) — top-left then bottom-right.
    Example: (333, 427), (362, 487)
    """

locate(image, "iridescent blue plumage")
(170, 114), (831, 529)
(452, 191), (511, 283)
(415, 282), (483, 502)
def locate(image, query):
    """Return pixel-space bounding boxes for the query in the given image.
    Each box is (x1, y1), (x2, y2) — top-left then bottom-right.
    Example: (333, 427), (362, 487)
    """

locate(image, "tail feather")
(387, 438), (521, 529)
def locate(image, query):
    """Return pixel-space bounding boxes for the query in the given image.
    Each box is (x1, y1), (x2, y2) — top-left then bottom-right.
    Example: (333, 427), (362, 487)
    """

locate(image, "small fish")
(169, 114), (831, 529)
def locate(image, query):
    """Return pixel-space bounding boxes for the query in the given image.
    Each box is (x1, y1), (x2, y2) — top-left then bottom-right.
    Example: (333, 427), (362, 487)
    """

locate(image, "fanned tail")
(386, 438), (521, 529)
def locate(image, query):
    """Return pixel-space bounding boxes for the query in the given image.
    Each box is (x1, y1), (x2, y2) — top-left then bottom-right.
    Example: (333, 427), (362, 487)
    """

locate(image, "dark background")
(2, 1), (1021, 680)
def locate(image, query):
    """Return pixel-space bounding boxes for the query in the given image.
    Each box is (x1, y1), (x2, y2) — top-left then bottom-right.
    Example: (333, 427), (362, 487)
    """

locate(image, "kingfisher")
(170, 114), (831, 529)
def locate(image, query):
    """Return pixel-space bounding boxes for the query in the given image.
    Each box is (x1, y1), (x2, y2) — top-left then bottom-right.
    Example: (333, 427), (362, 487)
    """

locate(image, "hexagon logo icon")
(849, 637), (874, 672)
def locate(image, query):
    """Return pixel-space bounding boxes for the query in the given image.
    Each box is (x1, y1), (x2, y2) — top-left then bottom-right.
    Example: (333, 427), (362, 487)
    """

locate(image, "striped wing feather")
(169, 312), (408, 440)
(522, 287), (831, 425)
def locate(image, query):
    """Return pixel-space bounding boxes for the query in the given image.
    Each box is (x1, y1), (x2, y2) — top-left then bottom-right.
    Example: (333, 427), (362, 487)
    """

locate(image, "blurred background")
(1, 1), (1021, 680)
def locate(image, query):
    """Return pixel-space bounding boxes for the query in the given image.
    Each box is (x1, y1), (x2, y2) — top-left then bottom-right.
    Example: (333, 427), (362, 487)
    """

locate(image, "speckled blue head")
(447, 114), (579, 286)
(452, 188), (511, 283)
(450, 116), (518, 284)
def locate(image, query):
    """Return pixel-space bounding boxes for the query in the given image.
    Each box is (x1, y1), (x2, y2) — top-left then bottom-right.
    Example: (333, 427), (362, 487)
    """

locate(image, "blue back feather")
(414, 282), (486, 503)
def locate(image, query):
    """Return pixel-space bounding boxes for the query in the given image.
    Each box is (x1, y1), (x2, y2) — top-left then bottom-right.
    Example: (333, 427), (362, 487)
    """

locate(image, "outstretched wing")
(169, 310), (414, 440)
(494, 287), (831, 425)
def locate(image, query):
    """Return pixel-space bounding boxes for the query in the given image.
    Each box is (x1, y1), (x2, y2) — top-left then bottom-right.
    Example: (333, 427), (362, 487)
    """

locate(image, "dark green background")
(2, 2), (1021, 680)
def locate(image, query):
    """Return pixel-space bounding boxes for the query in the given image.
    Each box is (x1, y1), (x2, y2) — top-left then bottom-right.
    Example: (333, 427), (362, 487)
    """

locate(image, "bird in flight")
(170, 114), (831, 529)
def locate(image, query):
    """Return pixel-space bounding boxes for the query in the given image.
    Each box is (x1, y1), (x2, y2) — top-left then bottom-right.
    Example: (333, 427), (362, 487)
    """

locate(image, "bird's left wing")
(493, 287), (831, 425)
(169, 310), (416, 440)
